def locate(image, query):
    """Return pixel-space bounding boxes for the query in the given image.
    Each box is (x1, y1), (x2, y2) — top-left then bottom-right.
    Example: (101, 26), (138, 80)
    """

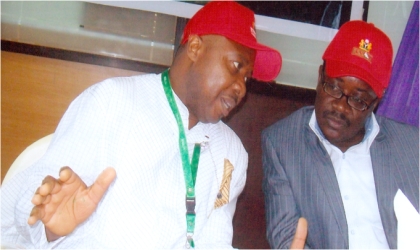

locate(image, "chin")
(208, 118), (222, 124)
(199, 116), (221, 124)
(321, 127), (342, 141)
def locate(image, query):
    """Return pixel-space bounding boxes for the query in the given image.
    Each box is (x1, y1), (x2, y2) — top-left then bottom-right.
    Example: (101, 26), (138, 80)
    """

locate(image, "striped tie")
(214, 159), (234, 208)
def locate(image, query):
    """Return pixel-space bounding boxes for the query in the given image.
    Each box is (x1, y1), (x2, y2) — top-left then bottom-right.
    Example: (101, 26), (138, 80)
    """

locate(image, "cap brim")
(253, 44), (282, 82)
(325, 59), (384, 98)
(224, 33), (282, 82)
(185, 31), (282, 82)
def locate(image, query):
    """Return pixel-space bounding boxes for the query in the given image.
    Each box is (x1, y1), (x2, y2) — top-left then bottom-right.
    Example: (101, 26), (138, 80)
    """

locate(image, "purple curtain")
(377, 1), (419, 127)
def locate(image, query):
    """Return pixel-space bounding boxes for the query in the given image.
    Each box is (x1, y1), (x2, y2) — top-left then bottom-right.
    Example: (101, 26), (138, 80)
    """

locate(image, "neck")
(188, 117), (199, 130)
(168, 69), (197, 130)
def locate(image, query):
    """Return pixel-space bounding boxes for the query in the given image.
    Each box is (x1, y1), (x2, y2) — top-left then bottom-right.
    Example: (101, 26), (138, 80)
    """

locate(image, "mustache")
(323, 110), (350, 127)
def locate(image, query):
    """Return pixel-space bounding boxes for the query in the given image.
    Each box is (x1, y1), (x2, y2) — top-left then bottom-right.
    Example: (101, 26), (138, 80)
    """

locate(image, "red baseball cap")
(323, 20), (393, 98)
(181, 1), (282, 82)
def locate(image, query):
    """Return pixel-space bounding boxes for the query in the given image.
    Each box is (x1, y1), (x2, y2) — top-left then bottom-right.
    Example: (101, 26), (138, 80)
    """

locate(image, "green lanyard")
(161, 69), (201, 248)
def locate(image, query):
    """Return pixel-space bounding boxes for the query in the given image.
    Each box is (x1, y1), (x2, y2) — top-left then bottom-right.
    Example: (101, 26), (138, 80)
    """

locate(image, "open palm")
(28, 166), (116, 240)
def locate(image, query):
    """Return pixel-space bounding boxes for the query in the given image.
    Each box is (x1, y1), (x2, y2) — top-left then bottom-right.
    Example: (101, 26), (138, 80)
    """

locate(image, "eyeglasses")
(322, 81), (377, 111)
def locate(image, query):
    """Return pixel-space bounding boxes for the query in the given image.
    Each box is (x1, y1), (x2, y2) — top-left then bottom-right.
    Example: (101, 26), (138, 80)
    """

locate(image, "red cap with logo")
(181, 1), (282, 82)
(323, 20), (393, 98)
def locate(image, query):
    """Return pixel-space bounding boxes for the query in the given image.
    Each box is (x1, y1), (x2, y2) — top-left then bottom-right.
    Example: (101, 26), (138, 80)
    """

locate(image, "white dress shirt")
(1, 73), (248, 249)
(309, 111), (390, 249)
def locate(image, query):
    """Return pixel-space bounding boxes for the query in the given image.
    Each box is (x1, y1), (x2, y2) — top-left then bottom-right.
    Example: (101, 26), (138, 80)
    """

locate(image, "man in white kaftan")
(1, 73), (247, 248)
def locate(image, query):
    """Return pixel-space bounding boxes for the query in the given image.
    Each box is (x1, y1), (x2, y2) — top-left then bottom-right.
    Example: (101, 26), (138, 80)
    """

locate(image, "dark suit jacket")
(262, 106), (419, 249)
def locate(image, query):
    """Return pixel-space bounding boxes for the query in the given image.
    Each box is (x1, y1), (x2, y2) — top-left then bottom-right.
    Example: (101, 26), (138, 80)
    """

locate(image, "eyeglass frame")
(321, 72), (377, 111)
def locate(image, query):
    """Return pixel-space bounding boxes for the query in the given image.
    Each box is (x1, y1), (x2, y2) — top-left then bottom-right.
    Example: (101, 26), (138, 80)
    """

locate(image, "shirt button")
(344, 195), (349, 200)
(351, 230), (355, 235)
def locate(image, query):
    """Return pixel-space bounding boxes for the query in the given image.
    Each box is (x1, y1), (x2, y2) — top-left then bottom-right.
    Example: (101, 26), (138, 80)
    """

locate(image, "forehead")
(204, 35), (256, 61)
(323, 71), (377, 97)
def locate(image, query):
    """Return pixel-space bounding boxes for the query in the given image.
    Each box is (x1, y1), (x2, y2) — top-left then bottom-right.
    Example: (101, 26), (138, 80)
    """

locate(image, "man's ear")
(318, 65), (323, 84)
(370, 97), (381, 112)
(186, 34), (203, 62)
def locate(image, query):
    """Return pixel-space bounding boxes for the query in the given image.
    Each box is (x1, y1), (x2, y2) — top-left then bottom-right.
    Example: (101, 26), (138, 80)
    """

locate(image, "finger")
(290, 217), (308, 249)
(31, 187), (41, 205)
(42, 194), (52, 205)
(88, 167), (117, 204)
(32, 177), (56, 205)
(28, 206), (45, 225)
(59, 166), (74, 183)
(39, 176), (58, 196)
(32, 193), (46, 206)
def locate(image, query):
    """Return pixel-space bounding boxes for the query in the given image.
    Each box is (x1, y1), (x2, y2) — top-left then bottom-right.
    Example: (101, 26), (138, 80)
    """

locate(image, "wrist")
(46, 228), (62, 242)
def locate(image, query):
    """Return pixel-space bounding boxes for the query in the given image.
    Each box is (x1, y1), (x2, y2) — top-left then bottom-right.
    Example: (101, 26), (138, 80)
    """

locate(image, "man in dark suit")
(262, 20), (419, 249)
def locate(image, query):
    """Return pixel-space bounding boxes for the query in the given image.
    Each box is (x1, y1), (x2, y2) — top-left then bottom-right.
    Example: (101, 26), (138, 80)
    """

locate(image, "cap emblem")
(359, 39), (372, 52)
(351, 38), (373, 63)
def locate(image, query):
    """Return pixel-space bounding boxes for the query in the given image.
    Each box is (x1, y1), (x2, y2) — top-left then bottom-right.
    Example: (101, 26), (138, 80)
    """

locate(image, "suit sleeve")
(262, 129), (308, 249)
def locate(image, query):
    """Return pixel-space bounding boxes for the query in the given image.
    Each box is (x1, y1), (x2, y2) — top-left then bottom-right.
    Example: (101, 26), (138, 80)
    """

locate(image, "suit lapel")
(370, 131), (398, 249)
(304, 123), (349, 247)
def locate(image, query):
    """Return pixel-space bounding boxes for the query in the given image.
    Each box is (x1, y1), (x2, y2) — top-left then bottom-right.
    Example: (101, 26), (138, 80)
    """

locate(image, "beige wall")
(368, 0), (415, 58)
(1, 1), (176, 66)
(1, 51), (142, 182)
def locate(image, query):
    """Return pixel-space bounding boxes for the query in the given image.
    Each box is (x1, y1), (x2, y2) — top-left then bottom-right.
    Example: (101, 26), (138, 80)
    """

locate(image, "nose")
(232, 75), (247, 100)
(332, 94), (350, 112)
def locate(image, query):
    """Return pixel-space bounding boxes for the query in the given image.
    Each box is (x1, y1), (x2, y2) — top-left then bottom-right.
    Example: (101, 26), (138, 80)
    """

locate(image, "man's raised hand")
(28, 166), (116, 241)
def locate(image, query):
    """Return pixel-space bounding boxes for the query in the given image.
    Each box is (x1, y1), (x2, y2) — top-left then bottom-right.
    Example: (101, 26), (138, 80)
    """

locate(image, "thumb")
(290, 217), (308, 249)
(88, 167), (117, 204)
